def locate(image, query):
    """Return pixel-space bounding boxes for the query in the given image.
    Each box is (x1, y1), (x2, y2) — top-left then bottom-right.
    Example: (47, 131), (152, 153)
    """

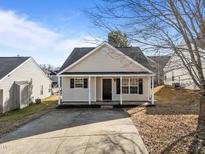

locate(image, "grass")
(0, 95), (58, 137)
(126, 85), (202, 154)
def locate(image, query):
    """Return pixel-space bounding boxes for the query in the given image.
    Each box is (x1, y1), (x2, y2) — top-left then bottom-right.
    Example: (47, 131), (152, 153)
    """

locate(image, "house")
(147, 56), (171, 86)
(164, 37), (205, 90)
(0, 57), (52, 113)
(164, 46), (205, 90)
(163, 53), (201, 90)
(40, 66), (58, 88)
(57, 42), (155, 105)
(48, 70), (58, 88)
(48, 70), (59, 94)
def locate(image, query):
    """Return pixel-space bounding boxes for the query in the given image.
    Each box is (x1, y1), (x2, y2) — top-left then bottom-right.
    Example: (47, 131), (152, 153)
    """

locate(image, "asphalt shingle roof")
(0, 57), (30, 80)
(59, 46), (153, 73)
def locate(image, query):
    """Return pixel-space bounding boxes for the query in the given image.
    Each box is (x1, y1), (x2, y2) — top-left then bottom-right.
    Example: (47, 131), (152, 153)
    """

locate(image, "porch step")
(100, 105), (114, 109)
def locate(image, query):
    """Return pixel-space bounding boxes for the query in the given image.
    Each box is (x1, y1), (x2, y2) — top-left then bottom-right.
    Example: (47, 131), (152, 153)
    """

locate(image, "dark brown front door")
(103, 79), (112, 101)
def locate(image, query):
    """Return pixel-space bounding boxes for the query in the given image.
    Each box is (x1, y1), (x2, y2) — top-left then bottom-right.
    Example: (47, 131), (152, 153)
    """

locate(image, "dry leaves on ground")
(126, 86), (205, 154)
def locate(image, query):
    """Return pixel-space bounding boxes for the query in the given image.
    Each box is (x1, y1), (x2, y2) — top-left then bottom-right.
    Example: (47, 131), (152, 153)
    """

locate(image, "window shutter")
(139, 79), (143, 94)
(116, 78), (120, 94)
(84, 79), (88, 88)
(70, 79), (74, 88)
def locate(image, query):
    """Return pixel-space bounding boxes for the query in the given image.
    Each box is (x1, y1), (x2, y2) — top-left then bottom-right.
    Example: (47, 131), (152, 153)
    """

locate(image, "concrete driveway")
(0, 108), (148, 154)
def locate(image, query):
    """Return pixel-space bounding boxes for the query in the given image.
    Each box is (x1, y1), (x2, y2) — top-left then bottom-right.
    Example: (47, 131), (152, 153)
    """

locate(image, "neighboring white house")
(49, 71), (58, 88)
(164, 51), (204, 90)
(57, 42), (155, 105)
(147, 56), (171, 86)
(0, 57), (52, 113)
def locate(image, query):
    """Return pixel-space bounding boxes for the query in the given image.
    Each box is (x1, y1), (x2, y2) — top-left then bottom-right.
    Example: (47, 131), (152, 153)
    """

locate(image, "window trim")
(122, 78), (129, 94)
(40, 85), (44, 95)
(74, 78), (84, 88)
(121, 78), (139, 94)
(130, 78), (138, 94)
(48, 84), (52, 93)
(71, 78), (88, 89)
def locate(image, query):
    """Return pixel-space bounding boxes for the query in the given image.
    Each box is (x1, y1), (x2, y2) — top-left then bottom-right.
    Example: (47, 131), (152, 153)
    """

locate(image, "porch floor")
(60, 101), (152, 106)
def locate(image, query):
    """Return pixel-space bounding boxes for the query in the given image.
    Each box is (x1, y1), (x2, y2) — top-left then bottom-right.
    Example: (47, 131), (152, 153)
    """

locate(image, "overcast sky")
(0, 0), (104, 67)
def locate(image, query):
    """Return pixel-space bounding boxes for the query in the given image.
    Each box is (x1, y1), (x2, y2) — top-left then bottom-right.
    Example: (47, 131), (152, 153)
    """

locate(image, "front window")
(172, 71), (174, 81)
(70, 78), (88, 89)
(130, 78), (138, 94)
(48, 84), (51, 92)
(122, 78), (129, 94)
(74, 78), (84, 88)
(121, 78), (139, 94)
(172, 76), (175, 81)
(40, 85), (43, 95)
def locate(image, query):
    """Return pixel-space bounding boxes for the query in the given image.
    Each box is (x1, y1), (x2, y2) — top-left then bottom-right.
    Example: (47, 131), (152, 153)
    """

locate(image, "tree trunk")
(189, 93), (205, 153)
(198, 93), (205, 127)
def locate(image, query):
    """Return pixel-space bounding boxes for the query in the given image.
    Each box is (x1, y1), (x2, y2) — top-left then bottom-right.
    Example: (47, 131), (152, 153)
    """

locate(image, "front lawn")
(0, 95), (58, 137)
(126, 85), (204, 153)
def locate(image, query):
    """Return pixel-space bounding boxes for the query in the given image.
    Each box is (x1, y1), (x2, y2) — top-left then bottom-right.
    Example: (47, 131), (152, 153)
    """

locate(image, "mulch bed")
(127, 106), (199, 153)
(126, 86), (205, 154)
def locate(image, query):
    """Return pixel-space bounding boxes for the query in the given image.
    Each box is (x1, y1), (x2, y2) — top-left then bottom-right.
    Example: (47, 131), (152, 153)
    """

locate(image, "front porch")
(58, 73), (155, 106)
(59, 100), (152, 106)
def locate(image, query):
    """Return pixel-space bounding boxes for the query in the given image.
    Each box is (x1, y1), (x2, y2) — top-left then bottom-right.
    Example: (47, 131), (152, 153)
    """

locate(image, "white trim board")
(58, 42), (154, 75)
(58, 74), (155, 77)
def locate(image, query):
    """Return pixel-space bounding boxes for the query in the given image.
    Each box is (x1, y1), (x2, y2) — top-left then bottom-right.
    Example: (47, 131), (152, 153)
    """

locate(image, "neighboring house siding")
(0, 58), (51, 113)
(50, 75), (58, 83)
(147, 56), (170, 86)
(164, 53), (199, 90)
(0, 89), (3, 113)
(65, 46), (146, 73)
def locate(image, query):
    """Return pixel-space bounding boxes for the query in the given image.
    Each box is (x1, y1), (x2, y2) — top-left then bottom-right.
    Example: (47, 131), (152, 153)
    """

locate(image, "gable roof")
(59, 44), (153, 74)
(0, 57), (30, 80)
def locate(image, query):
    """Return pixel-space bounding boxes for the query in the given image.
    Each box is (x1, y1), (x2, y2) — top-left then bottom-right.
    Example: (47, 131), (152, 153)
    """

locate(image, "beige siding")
(62, 77), (96, 101)
(0, 58), (51, 113)
(65, 46), (146, 73)
(62, 76), (150, 102)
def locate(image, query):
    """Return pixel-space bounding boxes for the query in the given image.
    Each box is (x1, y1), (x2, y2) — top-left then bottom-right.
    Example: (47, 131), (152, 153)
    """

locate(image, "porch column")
(120, 76), (122, 105)
(151, 76), (154, 105)
(89, 76), (91, 105)
(147, 77), (150, 101)
(58, 76), (61, 105)
(94, 76), (96, 102)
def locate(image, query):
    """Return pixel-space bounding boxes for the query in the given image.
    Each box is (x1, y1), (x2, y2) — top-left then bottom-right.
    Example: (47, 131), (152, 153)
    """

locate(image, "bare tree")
(88, 0), (205, 123)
